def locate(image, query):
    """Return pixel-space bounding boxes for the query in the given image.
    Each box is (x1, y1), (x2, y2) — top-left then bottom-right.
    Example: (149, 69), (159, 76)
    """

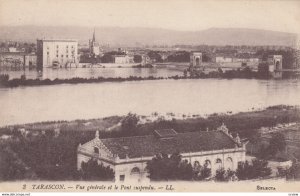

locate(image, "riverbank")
(1, 69), (299, 88)
(1, 105), (300, 138)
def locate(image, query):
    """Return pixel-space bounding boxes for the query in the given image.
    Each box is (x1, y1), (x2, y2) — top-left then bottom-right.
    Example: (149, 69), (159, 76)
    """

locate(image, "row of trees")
(79, 50), (213, 64)
(254, 132), (286, 160)
(167, 51), (211, 63)
(79, 159), (114, 181)
(256, 49), (296, 69)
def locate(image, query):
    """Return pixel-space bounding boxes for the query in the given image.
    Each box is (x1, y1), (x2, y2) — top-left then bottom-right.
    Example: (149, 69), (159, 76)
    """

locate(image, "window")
(216, 159), (222, 164)
(130, 167), (140, 174)
(194, 161), (200, 167)
(193, 161), (201, 171)
(66, 55), (68, 58)
(56, 45), (59, 48)
(226, 157), (234, 170)
(56, 55), (58, 58)
(61, 55), (64, 58)
(47, 52), (49, 55)
(94, 147), (99, 154)
(215, 158), (222, 169)
(204, 160), (211, 168)
(119, 175), (125, 182)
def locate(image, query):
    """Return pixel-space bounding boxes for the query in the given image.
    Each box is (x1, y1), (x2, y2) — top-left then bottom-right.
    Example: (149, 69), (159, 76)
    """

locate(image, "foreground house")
(77, 124), (246, 182)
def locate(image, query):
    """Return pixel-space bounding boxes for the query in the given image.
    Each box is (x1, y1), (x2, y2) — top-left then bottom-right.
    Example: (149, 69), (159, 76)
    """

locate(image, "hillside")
(0, 26), (296, 46)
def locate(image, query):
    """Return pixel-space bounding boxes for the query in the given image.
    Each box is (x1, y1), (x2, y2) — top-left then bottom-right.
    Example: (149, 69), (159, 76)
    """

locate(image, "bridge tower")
(267, 55), (283, 79)
(190, 52), (203, 67)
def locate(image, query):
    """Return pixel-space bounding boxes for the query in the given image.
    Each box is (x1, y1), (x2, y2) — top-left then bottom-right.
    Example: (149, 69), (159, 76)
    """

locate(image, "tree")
(215, 168), (226, 181)
(257, 62), (270, 79)
(20, 75), (26, 80)
(121, 113), (139, 135)
(251, 159), (272, 178)
(147, 51), (163, 63)
(236, 160), (253, 180)
(286, 162), (300, 180)
(146, 153), (193, 181)
(193, 163), (211, 181)
(80, 159), (114, 181)
(215, 168), (236, 182)
(0, 74), (9, 84)
(268, 133), (286, 155)
(133, 55), (142, 63)
(236, 159), (272, 180)
(202, 53), (211, 62)
(0, 146), (28, 181)
(183, 69), (188, 77)
(167, 51), (190, 62)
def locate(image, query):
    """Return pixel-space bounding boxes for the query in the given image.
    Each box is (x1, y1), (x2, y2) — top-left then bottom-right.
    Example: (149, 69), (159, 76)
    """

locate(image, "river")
(0, 78), (300, 126)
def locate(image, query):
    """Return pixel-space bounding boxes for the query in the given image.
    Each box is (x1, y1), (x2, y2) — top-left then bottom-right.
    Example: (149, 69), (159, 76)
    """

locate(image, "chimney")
(95, 130), (99, 139)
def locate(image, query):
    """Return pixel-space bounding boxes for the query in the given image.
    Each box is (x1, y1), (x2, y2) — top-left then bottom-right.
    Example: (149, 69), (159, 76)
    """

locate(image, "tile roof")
(100, 131), (238, 159)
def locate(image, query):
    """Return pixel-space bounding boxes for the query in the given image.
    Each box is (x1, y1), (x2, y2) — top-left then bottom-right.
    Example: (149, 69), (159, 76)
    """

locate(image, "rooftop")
(37, 39), (78, 42)
(100, 130), (239, 159)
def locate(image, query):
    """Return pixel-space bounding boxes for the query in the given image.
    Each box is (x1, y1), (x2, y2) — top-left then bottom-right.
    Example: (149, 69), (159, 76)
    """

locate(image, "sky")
(0, 0), (300, 33)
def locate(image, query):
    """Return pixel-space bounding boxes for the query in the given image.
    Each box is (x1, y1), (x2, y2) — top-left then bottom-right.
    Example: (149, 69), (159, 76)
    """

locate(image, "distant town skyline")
(0, 0), (299, 34)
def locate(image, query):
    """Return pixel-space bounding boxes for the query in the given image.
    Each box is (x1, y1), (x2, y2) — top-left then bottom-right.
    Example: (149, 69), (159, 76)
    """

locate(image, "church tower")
(89, 28), (100, 56)
(296, 34), (300, 69)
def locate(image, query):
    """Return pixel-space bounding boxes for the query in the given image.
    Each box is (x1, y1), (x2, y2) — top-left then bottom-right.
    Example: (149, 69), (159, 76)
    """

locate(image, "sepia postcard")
(0, 0), (300, 195)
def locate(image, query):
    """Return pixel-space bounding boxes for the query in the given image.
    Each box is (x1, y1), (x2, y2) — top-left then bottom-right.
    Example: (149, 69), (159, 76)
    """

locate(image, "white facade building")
(216, 56), (233, 63)
(37, 39), (78, 68)
(113, 55), (134, 64)
(77, 124), (246, 183)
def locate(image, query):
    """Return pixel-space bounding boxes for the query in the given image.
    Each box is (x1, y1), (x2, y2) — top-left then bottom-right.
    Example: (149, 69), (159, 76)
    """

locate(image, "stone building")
(24, 53), (37, 67)
(36, 39), (78, 69)
(113, 55), (134, 64)
(0, 52), (36, 67)
(0, 52), (25, 67)
(190, 52), (203, 67)
(77, 124), (246, 182)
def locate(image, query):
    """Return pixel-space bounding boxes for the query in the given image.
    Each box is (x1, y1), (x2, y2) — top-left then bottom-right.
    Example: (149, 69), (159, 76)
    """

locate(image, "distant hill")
(0, 26), (297, 46)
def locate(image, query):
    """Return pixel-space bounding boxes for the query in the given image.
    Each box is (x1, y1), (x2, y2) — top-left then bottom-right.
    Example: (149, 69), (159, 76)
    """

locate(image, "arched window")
(204, 160), (211, 168)
(275, 61), (281, 70)
(216, 158), (222, 164)
(94, 147), (99, 154)
(194, 161), (200, 167)
(226, 157), (234, 170)
(130, 167), (140, 175)
(215, 158), (222, 169)
(193, 161), (201, 172)
(195, 57), (200, 66)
